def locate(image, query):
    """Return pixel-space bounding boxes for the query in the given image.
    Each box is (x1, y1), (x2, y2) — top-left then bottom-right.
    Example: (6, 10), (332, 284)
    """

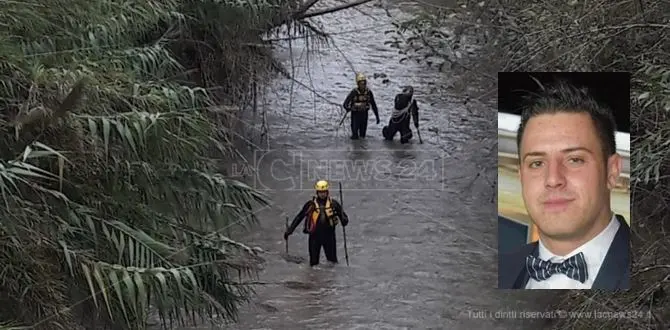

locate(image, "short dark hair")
(516, 79), (617, 161)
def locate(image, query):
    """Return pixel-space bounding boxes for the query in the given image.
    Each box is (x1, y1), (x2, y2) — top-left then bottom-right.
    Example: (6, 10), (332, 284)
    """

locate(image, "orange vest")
(352, 88), (370, 111)
(307, 197), (338, 233)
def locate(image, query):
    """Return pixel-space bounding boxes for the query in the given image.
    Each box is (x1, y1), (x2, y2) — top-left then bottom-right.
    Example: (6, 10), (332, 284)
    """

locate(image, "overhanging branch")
(268, 0), (374, 30)
(297, 0), (375, 20)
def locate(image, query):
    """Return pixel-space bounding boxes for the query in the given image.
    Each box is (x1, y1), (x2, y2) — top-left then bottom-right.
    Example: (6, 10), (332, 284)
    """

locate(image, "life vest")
(306, 197), (339, 233)
(352, 88), (370, 111)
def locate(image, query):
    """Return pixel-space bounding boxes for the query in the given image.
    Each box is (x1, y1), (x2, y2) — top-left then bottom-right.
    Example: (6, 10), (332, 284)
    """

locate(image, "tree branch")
(297, 0), (375, 20)
(268, 0), (375, 30)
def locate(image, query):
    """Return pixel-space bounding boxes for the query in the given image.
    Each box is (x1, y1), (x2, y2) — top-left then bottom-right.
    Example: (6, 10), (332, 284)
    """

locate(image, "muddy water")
(180, 1), (556, 329)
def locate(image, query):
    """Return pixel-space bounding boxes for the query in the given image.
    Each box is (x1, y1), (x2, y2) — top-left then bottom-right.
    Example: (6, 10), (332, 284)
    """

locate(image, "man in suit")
(498, 80), (630, 290)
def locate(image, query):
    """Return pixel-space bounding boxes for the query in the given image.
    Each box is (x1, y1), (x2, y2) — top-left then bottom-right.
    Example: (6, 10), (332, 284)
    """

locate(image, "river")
(171, 0), (556, 329)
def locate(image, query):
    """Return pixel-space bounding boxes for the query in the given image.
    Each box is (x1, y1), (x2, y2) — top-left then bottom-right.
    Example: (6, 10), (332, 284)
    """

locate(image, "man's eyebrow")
(522, 147), (593, 160)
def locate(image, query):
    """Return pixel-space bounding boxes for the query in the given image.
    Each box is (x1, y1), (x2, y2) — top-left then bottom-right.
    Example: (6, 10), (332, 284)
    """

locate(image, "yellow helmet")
(355, 72), (366, 83)
(314, 180), (329, 191)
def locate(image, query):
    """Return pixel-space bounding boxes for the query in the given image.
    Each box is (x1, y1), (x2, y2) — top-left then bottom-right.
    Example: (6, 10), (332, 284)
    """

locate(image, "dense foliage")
(390, 1), (669, 328)
(0, 0), (324, 328)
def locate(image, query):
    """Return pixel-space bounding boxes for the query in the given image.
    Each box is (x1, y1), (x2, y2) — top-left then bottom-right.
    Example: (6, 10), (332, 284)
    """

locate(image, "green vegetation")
(3, 0), (666, 328)
(391, 1), (669, 328)
(0, 0), (334, 328)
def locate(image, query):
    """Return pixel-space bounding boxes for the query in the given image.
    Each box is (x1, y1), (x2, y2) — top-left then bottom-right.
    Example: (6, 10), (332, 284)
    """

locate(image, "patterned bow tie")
(526, 252), (589, 283)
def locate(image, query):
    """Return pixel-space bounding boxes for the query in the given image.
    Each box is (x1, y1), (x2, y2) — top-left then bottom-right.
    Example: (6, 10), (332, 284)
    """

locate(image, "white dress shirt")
(526, 214), (620, 289)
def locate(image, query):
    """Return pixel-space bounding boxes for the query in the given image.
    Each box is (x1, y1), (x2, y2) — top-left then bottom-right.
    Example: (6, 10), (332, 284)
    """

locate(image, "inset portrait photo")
(497, 72), (631, 290)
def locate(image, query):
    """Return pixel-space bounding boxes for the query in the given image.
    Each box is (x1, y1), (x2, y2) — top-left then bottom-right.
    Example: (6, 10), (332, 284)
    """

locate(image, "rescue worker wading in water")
(284, 180), (349, 267)
(382, 85), (419, 144)
(342, 73), (380, 140)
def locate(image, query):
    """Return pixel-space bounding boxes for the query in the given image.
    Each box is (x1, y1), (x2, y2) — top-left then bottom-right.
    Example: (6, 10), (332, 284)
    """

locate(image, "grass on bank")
(0, 0), (300, 329)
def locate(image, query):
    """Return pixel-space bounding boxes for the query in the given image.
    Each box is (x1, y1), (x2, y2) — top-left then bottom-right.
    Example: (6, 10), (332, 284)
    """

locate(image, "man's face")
(519, 112), (621, 241)
(317, 191), (328, 199)
(357, 81), (366, 89)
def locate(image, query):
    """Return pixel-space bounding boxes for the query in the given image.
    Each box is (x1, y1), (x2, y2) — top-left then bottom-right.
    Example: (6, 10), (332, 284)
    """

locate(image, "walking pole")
(416, 128), (423, 144)
(285, 216), (289, 256)
(338, 111), (349, 127)
(339, 182), (349, 266)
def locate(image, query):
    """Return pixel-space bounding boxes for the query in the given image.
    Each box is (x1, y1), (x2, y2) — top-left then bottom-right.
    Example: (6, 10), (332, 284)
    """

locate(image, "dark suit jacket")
(498, 214), (630, 290)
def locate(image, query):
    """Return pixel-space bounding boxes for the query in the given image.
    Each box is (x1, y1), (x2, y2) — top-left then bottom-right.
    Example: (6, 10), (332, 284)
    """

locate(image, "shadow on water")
(347, 140), (372, 160)
(163, 0), (556, 329)
(389, 144), (417, 162)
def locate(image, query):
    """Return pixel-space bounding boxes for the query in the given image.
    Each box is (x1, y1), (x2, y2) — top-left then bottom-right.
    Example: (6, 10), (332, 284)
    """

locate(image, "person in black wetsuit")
(382, 85), (419, 144)
(284, 180), (349, 267)
(342, 73), (380, 140)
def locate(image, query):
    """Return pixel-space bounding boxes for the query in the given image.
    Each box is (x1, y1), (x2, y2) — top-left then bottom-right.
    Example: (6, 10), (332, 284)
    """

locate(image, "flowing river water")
(171, 1), (558, 329)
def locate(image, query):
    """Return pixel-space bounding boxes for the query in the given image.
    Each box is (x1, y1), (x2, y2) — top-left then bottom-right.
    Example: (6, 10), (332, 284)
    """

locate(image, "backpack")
(394, 93), (412, 110)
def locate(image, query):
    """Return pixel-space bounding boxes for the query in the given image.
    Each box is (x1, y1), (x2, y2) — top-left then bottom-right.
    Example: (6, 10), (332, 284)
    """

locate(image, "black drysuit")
(382, 93), (419, 143)
(342, 88), (379, 139)
(286, 197), (349, 266)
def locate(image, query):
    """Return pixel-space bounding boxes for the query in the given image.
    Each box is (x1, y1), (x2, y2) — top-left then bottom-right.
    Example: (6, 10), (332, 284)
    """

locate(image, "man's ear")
(606, 153), (623, 190)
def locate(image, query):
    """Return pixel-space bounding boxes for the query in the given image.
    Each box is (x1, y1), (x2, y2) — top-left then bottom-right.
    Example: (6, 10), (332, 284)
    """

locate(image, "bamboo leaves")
(0, 143), (69, 205)
(80, 262), (204, 327)
(1, 0), (273, 328)
(81, 111), (210, 161)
